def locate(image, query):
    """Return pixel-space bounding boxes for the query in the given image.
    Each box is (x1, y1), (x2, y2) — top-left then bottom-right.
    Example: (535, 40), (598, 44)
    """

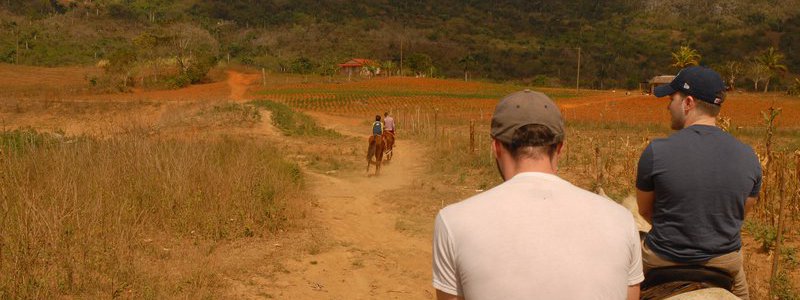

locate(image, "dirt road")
(223, 72), (435, 299)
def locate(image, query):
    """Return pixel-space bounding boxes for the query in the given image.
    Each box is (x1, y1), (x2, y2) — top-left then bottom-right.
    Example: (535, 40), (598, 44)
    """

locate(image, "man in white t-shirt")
(432, 90), (643, 300)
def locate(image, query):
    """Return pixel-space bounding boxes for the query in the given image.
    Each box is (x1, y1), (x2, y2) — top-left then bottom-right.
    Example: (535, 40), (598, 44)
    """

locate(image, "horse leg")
(366, 138), (375, 174)
(375, 142), (384, 176)
(375, 154), (382, 175)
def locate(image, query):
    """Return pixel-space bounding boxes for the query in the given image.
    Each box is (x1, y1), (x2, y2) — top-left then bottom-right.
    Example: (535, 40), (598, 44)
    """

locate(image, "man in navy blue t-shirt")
(636, 66), (761, 299)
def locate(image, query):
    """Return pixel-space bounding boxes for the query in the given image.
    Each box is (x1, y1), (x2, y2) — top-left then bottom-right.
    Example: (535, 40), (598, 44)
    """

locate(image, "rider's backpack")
(372, 121), (382, 135)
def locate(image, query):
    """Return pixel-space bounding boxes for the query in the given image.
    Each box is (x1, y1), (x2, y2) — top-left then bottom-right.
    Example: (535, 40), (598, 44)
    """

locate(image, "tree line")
(1, 0), (800, 92)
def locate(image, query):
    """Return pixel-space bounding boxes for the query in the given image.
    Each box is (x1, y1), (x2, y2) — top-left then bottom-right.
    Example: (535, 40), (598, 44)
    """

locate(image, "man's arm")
(436, 290), (463, 300)
(637, 189), (655, 224)
(433, 214), (462, 299)
(744, 196), (757, 217)
(627, 284), (640, 300)
(635, 143), (655, 225)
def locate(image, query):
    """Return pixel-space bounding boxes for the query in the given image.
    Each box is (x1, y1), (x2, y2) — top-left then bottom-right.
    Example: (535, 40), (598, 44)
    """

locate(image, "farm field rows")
(257, 76), (800, 128)
(0, 65), (798, 299)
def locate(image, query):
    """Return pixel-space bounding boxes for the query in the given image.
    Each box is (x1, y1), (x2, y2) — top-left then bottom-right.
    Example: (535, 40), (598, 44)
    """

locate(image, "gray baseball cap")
(490, 89), (564, 145)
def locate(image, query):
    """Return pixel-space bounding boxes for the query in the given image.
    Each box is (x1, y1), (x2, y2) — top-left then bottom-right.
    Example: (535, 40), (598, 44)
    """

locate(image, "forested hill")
(3, 0), (800, 91)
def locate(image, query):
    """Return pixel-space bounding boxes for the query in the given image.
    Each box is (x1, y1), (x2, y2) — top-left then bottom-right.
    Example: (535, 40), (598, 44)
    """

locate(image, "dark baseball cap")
(653, 66), (726, 105)
(490, 89), (564, 145)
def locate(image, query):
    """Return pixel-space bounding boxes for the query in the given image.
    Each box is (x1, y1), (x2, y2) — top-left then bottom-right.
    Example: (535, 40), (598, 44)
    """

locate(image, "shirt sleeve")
(627, 217), (645, 286)
(750, 158), (763, 197)
(432, 213), (461, 296)
(636, 143), (655, 192)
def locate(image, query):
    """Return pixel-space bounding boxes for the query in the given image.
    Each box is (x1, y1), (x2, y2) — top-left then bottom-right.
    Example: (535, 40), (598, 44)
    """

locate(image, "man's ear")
(683, 95), (696, 113)
(491, 138), (502, 159)
(555, 142), (564, 156)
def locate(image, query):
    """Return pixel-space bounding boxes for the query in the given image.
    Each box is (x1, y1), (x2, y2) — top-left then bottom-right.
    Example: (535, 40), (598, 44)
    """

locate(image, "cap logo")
(683, 83), (690, 90)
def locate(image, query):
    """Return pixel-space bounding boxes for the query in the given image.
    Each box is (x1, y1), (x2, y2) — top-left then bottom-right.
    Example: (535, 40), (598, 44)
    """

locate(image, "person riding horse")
(372, 115), (383, 137)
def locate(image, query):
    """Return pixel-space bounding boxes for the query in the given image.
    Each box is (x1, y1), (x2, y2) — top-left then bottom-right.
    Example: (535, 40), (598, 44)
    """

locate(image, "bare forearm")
(628, 285), (640, 300)
(436, 290), (463, 300)
(744, 197), (757, 217)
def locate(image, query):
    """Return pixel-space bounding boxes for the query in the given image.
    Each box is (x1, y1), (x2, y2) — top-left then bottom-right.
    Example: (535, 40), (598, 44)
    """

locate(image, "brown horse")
(367, 134), (385, 176)
(383, 131), (395, 161)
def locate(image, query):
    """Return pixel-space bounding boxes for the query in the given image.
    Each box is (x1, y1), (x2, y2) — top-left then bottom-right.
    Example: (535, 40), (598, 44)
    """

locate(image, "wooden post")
(595, 145), (605, 195)
(769, 153), (788, 299)
(576, 46), (581, 91)
(434, 109), (439, 139)
(416, 107), (420, 134)
(400, 39), (404, 76)
(470, 120), (475, 153)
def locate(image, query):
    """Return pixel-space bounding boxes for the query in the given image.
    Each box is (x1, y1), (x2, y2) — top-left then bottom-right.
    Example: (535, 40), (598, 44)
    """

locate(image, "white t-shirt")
(433, 172), (643, 299)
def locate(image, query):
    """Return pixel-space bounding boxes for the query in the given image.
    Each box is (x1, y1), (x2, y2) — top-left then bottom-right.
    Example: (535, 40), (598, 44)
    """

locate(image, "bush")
(788, 78), (800, 96)
(744, 220), (778, 252)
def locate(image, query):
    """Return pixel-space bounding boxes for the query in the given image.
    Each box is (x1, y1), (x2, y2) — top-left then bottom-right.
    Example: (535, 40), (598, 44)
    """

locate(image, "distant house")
(338, 58), (380, 77)
(645, 75), (676, 94)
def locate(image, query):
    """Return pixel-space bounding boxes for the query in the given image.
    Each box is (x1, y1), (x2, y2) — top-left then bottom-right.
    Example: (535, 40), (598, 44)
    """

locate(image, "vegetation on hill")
(2, 0), (800, 91)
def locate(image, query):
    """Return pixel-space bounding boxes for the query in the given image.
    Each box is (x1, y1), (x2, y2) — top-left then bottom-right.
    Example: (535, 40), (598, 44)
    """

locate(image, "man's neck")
(685, 116), (716, 128)
(505, 159), (557, 179)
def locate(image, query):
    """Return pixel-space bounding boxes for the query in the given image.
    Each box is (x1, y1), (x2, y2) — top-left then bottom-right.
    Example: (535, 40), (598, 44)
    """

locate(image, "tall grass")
(0, 129), (308, 298)
(250, 100), (340, 137)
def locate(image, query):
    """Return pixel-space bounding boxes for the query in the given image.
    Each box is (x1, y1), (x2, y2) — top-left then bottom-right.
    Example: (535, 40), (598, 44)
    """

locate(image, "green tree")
(380, 60), (396, 77)
(719, 61), (743, 91)
(459, 54), (476, 81)
(671, 46), (701, 69)
(106, 46), (137, 89)
(317, 58), (340, 81)
(756, 47), (788, 93)
(406, 53), (432, 77)
(168, 23), (219, 85)
(290, 57), (315, 74)
(788, 78), (800, 96)
(747, 60), (770, 92)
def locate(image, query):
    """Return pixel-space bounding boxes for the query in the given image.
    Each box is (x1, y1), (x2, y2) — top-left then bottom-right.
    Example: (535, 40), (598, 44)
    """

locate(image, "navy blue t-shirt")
(636, 125), (762, 263)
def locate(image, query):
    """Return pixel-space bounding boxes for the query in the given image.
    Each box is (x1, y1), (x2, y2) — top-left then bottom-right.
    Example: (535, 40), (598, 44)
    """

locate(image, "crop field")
(1, 65), (798, 299)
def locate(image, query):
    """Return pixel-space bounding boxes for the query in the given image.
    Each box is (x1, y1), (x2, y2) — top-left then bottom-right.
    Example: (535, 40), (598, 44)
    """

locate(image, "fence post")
(769, 153), (787, 299)
(434, 108), (439, 139)
(470, 120), (475, 153)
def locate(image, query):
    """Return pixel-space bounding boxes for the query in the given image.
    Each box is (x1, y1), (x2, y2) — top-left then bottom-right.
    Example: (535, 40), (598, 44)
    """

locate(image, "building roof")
(339, 58), (377, 68)
(649, 75), (676, 84)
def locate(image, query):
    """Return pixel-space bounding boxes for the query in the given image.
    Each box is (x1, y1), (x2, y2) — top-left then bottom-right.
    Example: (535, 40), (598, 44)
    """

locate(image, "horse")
(383, 131), (395, 161)
(366, 133), (386, 176)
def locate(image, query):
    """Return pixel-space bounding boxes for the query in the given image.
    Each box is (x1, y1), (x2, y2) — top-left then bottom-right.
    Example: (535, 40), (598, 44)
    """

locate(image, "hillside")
(2, 0), (800, 90)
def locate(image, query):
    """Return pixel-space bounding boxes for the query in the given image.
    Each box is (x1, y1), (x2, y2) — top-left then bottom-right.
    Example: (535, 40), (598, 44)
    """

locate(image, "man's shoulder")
(440, 179), (631, 223)
(439, 184), (505, 218)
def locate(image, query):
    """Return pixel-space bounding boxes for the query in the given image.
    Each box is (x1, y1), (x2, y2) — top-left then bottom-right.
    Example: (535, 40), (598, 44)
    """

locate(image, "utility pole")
(400, 38), (404, 76)
(576, 46), (581, 91)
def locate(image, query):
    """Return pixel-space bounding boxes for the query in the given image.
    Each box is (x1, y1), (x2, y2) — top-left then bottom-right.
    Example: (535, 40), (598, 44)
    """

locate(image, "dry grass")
(0, 129), (310, 298)
(0, 63), (102, 97)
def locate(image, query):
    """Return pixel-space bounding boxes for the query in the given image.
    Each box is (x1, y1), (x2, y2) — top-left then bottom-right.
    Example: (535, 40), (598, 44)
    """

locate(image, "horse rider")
(372, 115), (383, 137)
(637, 66), (761, 299)
(383, 112), (395, 135)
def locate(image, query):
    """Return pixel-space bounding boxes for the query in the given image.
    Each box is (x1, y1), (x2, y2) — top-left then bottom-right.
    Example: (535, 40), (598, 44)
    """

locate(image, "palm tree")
(671, 46), (701, 69)
(747, 61), (770, 91)
(380, 60), (396, 77)
(756, 47), (788, 93)
(459, 54), (476, 81)
(720, 61), (742, 91)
